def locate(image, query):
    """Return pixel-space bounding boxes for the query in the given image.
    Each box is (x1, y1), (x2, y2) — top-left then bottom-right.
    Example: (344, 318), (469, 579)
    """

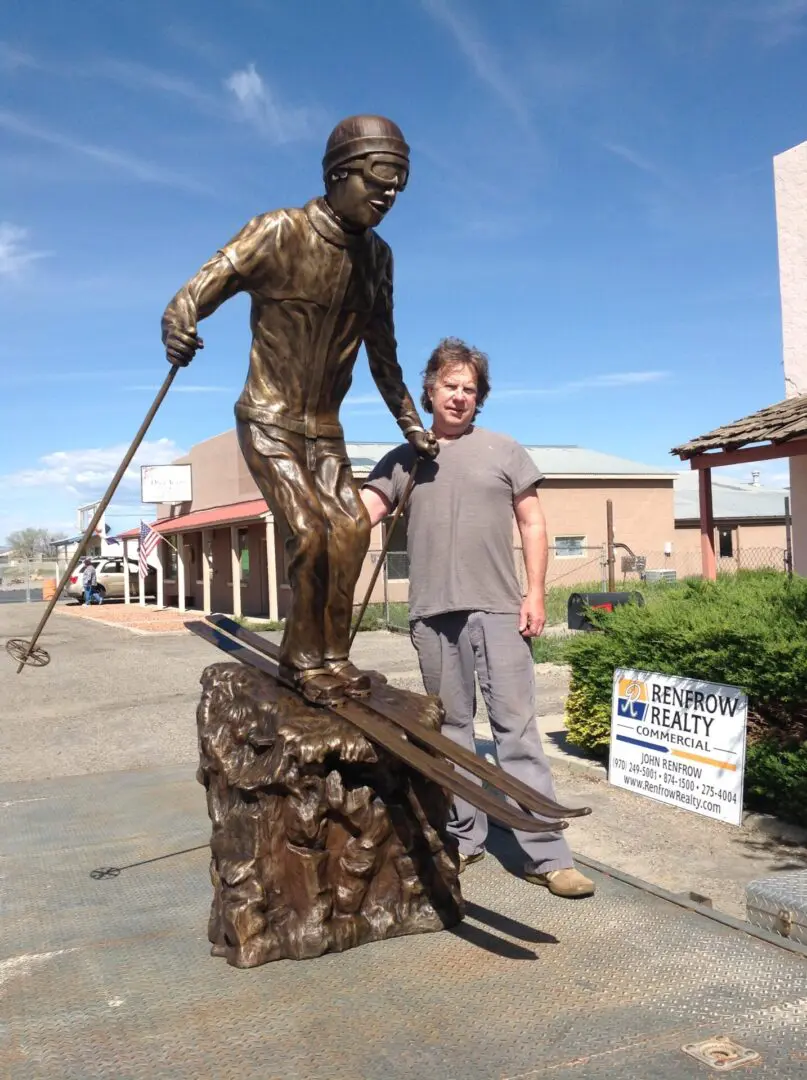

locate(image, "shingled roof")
(671, 395), (807, 459)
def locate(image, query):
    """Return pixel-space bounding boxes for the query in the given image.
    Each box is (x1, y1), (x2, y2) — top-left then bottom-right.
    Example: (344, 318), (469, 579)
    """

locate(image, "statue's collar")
(305, 197), (369, 249)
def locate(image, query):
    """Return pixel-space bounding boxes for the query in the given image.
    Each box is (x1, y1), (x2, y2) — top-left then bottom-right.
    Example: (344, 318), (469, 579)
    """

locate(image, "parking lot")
(3, 602), (807, 1077)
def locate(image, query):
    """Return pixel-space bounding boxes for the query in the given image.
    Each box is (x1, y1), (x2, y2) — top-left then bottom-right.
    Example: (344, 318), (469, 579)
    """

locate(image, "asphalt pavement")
(1, 601), (805, 919)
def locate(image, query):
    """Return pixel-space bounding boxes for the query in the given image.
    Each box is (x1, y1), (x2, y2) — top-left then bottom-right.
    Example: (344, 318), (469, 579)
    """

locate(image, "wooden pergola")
(672, 395), (807, 579)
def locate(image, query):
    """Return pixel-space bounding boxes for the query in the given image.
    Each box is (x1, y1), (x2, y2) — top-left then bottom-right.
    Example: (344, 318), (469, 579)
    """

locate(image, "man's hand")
(164, 327), (204, 367)
(406, 428), (439, 459)
(519, 590), (546, 638)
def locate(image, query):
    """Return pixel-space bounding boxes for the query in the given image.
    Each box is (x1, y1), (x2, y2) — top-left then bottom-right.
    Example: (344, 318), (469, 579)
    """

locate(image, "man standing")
(161, 115), (436, 705)
(81, 559), (101, 606)
(360, 338), (594, 898)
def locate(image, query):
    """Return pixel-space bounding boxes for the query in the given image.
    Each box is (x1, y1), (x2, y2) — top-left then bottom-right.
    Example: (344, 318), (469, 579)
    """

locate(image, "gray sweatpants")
(410, 611), (573, 874)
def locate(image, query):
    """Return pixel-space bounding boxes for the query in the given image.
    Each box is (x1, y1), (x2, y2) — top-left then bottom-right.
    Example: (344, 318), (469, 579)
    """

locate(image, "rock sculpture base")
(196, 662), (464, 967)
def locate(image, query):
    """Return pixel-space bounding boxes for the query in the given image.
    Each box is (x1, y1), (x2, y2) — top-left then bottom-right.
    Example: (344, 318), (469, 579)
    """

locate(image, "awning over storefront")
(118, 498), (269, 540)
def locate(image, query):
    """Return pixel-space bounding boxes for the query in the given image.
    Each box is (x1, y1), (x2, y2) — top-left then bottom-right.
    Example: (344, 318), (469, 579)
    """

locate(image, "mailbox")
(567, 591), (645, 632)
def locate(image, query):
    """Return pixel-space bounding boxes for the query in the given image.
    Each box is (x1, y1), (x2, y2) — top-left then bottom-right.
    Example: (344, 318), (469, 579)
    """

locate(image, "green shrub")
(564, 571), (807, 823)
(745, 739), (807, 826)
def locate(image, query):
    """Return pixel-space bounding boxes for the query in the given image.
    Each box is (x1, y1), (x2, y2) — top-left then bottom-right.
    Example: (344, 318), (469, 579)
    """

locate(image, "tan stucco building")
(670, 139), (807, 576)
(774, 140), (807, 574)
(121, 432), (682, 617)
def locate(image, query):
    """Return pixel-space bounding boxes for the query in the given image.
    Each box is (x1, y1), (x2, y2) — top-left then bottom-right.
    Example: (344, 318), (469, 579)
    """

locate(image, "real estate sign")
(609, 668), (747, 827)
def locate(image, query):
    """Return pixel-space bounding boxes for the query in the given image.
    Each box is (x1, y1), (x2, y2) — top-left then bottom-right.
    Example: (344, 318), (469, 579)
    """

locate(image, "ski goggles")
(341, 152), (409, 191)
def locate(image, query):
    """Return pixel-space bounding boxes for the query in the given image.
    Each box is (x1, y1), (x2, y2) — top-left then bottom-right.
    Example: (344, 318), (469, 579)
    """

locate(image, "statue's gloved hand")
(406, 428), (439, 460)
(164, 327), (204, 367)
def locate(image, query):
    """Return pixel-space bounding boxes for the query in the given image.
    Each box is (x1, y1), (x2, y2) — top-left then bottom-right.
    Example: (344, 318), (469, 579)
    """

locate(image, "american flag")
(138, 521), (161, 577)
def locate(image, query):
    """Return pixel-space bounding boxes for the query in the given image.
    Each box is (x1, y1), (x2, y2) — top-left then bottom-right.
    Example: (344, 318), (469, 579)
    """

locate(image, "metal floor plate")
(2, 764), (806, 1079)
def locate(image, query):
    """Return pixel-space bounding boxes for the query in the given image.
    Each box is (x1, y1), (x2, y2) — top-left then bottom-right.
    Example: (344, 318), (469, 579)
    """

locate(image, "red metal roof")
(117, 498), (269, 539)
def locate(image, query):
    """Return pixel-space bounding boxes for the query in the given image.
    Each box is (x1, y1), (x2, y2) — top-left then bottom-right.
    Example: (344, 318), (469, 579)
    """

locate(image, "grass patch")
(544, 576), (685, 626)
(236, 615), (284, 631)
(530, 635), (573, 664)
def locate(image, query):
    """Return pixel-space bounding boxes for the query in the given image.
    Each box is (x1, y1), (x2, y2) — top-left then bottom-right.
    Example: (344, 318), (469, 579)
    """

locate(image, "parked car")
(67, 556), (156, 602)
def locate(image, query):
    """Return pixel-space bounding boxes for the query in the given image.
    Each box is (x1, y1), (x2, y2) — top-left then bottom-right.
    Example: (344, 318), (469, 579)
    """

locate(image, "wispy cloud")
(601, 141), (666, 179)
(124, 384), (234, 394)
(0, 109), (211, 194)
(224, 63), (320, 143)
(728, 0), (807, 47)
(95, 59), (224, 116)
(4, 370), (132, 388)
(495, 371), (669, 399)
(343, 394), (387, 408)
(0, 41), (38, 70)
(0, 439), (185, 496)
(420, 0), (534, 135)
(0, 223), (51, 277)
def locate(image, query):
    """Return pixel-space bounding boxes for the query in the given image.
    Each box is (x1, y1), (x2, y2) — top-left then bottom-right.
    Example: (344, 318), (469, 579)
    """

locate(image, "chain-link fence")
(0, 558), (60, 604)
(362, 542), (792, 633)
(616, 547), (789, 583)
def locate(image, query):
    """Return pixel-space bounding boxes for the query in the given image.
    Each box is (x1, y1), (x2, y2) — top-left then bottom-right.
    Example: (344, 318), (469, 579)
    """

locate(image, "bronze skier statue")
(162, 115), (437, 706)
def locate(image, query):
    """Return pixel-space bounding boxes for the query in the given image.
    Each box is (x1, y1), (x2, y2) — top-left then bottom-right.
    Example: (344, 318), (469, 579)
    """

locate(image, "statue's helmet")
(322, 115), (410, 189)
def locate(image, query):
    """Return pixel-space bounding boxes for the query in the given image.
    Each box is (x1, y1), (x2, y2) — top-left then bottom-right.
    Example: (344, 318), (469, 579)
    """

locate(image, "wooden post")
(230, 526), (242, 619)
(202, 528), (212, 615)
(265, 516), (279, 622)
(138, 542), (146, 607)
(155, 541), (165, 609)
(606, 499), (616, 592)
(698, 468), (717, 580)
(177, 532), (187, 612)
(123, 538), (131, 605)
(785, 495), (793, 577)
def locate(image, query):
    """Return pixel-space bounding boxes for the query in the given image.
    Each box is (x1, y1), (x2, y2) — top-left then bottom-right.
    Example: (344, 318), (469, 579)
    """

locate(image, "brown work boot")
(524, 866), (595, 898)
(324, 658), (371, 697)
(458, 850), (486, 874)
(278, 665), (346, 707)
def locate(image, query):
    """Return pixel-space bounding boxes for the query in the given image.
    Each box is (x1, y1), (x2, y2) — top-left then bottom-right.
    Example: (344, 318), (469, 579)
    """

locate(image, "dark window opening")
(385, 515), (408, 580)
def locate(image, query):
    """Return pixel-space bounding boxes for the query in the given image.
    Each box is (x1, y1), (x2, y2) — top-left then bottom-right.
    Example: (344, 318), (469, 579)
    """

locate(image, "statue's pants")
(410, 611), (573, 874)
(237, 420), (370, 672)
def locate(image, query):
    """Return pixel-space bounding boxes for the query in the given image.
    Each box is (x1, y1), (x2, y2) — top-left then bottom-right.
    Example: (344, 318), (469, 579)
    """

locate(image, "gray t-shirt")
(364, 426), (543, 621)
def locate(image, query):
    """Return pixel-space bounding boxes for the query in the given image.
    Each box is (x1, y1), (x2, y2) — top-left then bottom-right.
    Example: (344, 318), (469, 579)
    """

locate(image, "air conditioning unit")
(644, 569), (677, 584)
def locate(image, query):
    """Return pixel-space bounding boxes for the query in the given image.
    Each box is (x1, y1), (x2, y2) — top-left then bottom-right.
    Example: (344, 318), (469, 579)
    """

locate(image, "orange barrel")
(42, 578), (57, 601)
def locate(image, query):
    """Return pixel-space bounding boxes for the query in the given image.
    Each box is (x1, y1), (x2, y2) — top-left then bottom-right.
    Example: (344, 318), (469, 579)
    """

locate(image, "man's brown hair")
(420, 337), (491, 418)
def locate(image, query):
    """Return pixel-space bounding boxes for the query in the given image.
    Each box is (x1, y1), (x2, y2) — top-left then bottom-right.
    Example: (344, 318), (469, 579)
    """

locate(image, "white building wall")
(774, 141), (807, 574)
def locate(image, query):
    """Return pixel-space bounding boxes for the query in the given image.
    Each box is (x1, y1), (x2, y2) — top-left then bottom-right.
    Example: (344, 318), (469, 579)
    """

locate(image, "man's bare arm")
(360, 485), (393, 528)
(514, 486), (548, 637)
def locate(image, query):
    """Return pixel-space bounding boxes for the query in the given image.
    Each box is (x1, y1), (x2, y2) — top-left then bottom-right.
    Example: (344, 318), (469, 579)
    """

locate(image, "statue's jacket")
(162, 196), (421, 441)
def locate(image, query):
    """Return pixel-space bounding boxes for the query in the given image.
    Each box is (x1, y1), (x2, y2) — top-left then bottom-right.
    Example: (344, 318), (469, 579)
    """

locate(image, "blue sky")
(2, 0), (806, 541)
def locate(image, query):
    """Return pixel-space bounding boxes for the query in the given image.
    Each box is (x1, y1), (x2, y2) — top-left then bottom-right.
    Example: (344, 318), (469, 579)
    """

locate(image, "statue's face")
(327, 156), (408, 229)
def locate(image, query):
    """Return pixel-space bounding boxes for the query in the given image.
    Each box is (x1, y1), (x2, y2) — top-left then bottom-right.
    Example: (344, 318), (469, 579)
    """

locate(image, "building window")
(718, 527), (733, 558)
(554, 535), (586, 558)
(384, 515), (408, 580)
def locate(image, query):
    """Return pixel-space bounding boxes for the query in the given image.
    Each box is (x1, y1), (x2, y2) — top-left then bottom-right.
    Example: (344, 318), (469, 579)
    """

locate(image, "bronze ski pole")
(349, 458), (419, 649)
(8, 364), (183, 673)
